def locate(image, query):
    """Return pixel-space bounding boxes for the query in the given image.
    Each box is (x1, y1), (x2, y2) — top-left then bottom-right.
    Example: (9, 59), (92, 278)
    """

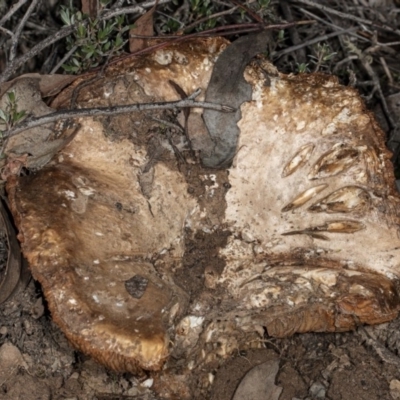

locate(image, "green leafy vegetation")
(60, 1), (132, 73)
(0, 91), (26, 137)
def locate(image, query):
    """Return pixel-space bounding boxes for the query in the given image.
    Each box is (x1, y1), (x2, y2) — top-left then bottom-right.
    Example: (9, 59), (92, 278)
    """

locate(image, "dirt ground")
(2, 277), (400, 399)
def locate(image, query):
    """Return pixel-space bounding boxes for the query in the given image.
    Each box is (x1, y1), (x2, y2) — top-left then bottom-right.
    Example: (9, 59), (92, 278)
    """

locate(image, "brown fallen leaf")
(0, 73), (76, 99)
(1, 78), (80, 171)
(129, 0), (159, 53)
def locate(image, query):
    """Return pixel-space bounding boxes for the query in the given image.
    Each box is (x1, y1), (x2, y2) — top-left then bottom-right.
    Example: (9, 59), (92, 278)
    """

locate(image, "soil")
(2, 277), (400, 399)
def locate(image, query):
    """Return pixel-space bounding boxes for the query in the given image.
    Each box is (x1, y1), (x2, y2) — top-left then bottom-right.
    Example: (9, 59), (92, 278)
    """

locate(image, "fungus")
(5, 37), (400, 397)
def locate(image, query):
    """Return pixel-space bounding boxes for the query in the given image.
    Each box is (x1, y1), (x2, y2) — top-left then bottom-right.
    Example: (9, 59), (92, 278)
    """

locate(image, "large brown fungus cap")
(6, 37), (400, 393)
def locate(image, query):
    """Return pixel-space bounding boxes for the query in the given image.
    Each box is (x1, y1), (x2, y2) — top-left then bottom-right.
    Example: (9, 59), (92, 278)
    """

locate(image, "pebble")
(309, 381), (326, 399)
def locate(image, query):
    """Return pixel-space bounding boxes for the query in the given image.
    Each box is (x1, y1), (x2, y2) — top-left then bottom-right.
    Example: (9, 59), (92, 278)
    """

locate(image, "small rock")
(390, 379), (400, 399)
(0, 342), (28, 383)
(241, 229), (255, 243)
(309, 381), (326, 399)
(69, 372), (80, 380)
(142, 378), (154, 388)
(23, 319), (33, 335)
(31, 297), (45, 319)
(0, 326), (8, 335)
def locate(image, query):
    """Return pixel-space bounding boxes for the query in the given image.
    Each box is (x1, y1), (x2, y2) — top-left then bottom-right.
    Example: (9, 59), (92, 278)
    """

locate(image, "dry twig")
(2, 89), (234, 139)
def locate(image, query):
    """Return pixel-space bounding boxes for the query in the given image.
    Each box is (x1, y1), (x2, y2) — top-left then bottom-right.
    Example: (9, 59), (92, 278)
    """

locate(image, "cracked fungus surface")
(6, 37), (400, 398)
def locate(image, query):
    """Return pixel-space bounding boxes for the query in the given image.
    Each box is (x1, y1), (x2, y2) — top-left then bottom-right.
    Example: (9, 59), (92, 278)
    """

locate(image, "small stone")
(309, 381), (326, 399)
(23, 319), (33, 335)
(31, 297), (45, 319)
(241, 229), (255, 243)
(0, 326), (8, 335)
(141, 378), (154, 388)
(69, 372), (79, 380)
(390, 379), (400, 399)
(0, 342), (28, 383)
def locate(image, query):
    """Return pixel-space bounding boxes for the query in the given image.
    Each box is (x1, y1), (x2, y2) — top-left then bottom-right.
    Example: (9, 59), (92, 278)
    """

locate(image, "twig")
(230, 0), (263, 24)
(110, 0), (126, 9)
(156, 10), (185, 31)
(9, 0), (40, 62)
(332, 55), (359, 72)
(281, 0), (307, 63)
(149, 116), (184, 133)
(50, 45), (78, 75)
(292, 0), (400, 36)
(182, 6), (239, 33)
(298, 7), (370, 43)
(0, 0), (28, 28)
(130, 22), (265, 40)
(2, 89), (235, 139)
(273, 27), (358, 59)
(109, 20), (314, 68)
(0, 25), (75, 84)
(347, 40), (397, 130)
(0, 26), (13, 37)
(102, 0), (173, 20)
(380, 56), (393, 86)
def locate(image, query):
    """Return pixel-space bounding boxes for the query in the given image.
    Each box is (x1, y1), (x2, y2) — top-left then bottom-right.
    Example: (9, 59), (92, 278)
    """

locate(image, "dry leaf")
(129, 0), (159, 53)
(0, 73), (76, 99)
(1, 78), (79, 171)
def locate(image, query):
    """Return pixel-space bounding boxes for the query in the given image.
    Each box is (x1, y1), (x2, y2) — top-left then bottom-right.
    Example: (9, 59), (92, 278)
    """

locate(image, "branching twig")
(102, 0), (173, 20)
(0, 25), (75, 84)
(9, 0), (40, 62)
(2, 89), (235, 139)
(50, 45), (78, 75)
(182, 6), (239, 33)
(292, 0), (400, 36)
(109, 20), (314, 68)
(273, 27), (357, 59)
(0, 0), (28, 28)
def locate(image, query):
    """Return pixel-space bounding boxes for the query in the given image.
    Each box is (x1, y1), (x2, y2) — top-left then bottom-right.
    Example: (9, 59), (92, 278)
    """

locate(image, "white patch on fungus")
(153, 50), (173, 65)
(63, 190), (76, 199)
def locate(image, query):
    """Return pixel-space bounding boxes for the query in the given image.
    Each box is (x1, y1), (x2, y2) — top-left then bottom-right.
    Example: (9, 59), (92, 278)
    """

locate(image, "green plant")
(0, 91), (26, 136)
(296, 63), (309, 73)
(258, 0), (271, 8)
(60, 1), (132, 73)
(188, 0), (217, 31)
(309, 43), (337, 72)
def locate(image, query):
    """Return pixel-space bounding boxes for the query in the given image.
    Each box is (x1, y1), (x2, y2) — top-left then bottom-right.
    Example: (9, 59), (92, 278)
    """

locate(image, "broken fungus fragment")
(281, 184), (328, 212)
(282, 143), (315, 177)
(6, 37), (400, 399)
(308, 185), (371, 214)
